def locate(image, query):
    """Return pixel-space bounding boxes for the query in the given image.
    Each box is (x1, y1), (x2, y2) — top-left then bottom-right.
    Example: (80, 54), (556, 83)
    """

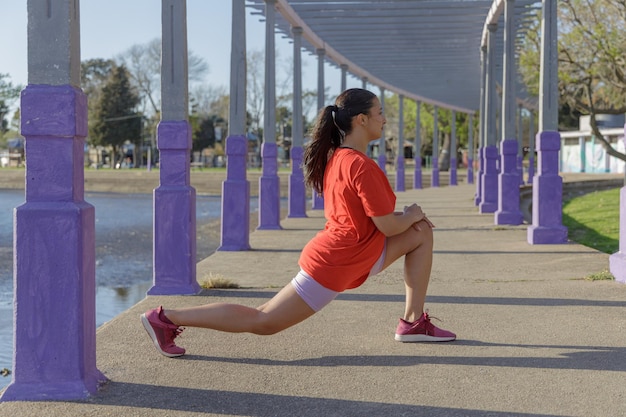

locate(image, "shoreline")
(0, 168), (292, 197)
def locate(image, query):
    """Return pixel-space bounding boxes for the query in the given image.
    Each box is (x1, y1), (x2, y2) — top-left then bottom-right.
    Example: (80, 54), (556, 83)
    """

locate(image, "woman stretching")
(141, 88), (455, 357)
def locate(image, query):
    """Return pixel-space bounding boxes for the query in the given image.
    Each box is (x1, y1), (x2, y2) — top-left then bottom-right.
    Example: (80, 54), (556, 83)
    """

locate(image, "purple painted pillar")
(311, 190), (325, 210)
(610, 190), (626, 283)
(450, 160), (457, 185)
(609, 125), (626, 283)
(527, 155), (535, 184)
(467, 114), (474, 185)
(413, 156), (423, 189)
(312, 45), (325, 211)
(258, 142), (282, 229)
(479, 145), (498, 213)
(495, 139), (523, 225)
(431, 156), (440, 187)
(475, 147), (485, 205)
(396, 157), (406, 191)
(220, 0), (250, 251)
(219, 135), (251, 250)
(527, 112), (536, 184)
(413, 102), (423, 189)
(289, 147), (307, 217)
(527, 132), (568, 244)
(150, 121), (200, 295)
(289, 26), (307, 218)
(1, 85), (106, 401)
(431, 107), (440, 187)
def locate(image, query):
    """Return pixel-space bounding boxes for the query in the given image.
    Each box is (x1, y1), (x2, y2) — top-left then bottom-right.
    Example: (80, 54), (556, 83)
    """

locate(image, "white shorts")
(291, 242), (387, 312)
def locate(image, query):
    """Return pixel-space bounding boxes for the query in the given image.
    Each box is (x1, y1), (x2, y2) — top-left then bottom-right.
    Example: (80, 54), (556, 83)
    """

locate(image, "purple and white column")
(311, 47), (325, 210)
(527, 0), (567, 244)
(467, 113), (474, 184)
(449, 110), (458, 186)
(288, 26), (307, 218)
(258, 0), (282, 228)
(395, 95), (405, 191)
(150, 0), (200, 294)
(431, 106), (440, 187)
(609, 123), (626, 283)
(495, 0), (522, 225)
(219, 0), (251, 250)
(413, 101), (423, 189)
(475, 45), (487, 204)
(2, 0), (106, 401)
(378, 87), (387, 172)
(479, 23), (499, 213)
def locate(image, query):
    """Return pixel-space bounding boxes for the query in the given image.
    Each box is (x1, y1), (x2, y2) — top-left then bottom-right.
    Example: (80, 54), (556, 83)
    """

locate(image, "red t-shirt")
(299, 148), (396, 292)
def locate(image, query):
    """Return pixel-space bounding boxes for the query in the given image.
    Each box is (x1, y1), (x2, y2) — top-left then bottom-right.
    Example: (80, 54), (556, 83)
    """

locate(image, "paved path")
(1, 181), (625, 416)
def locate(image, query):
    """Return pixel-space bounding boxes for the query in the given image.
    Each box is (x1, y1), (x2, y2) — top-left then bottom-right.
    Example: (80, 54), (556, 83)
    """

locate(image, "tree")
(117, 38), (209, 116)
(518, 0), (626, 162)
(192, 115), (216, 152)
(0, 73), (22, 137)
(82, 59), (116, 139)
(90, 65), (141, 167)
(247, 49), (265, 140)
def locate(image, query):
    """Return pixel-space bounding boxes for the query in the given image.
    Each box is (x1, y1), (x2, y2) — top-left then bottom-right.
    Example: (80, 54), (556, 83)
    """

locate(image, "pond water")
(0, 189), (260, 390)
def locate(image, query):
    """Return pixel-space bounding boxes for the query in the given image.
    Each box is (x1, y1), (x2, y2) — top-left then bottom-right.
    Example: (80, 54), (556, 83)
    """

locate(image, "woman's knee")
(251, 308), (289, 335)
(408, 220), (434, 249)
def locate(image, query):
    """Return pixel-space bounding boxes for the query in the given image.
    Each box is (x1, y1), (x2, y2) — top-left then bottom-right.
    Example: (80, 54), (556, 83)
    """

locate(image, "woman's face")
(363, 98), (386, 141)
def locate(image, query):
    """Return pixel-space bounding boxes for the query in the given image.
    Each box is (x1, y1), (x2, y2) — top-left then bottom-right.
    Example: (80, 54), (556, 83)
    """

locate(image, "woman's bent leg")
(380, 220), (434, 322)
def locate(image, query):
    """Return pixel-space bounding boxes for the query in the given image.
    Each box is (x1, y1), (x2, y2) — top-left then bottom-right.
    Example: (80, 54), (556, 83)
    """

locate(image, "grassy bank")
(563, 187), (620, 255)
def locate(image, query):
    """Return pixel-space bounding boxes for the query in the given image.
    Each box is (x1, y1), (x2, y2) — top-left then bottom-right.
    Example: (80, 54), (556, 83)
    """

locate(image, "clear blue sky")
(2, 1), (344, 107)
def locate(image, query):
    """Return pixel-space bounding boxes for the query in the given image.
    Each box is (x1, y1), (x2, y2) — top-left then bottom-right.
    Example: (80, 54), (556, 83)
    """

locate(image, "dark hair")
(303, 88), (377, 194)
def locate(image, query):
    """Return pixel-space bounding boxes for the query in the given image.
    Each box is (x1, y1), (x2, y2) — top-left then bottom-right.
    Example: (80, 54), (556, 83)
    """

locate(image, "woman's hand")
(404, 204), (435, 231)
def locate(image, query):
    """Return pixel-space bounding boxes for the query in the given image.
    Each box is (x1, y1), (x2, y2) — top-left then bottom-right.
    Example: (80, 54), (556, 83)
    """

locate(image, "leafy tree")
(192, 115), (217, 152)
(82, 59), (116, 140)
(518, 0), (626, 162)
(0, 73), (22, 136)
(90, 65), (141, 167)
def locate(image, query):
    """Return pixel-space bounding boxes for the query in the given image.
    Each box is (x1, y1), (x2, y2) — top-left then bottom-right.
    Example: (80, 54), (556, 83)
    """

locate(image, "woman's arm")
(371, 203), (432, 237)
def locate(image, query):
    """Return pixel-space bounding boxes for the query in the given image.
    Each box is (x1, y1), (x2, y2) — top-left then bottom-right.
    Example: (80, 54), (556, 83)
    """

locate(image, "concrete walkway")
(1, 182), (625, 416)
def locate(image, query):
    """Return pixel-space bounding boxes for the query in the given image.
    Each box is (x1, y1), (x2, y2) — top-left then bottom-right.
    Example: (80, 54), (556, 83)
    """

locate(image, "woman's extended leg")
(165, 283), (316, 335)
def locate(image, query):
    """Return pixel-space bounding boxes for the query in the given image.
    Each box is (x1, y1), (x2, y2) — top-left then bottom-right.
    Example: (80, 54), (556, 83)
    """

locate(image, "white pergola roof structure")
(246, 0), (541, 114)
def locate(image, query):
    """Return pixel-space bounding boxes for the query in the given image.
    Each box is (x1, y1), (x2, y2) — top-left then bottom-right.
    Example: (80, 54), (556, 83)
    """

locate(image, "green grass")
(562, 187), (620, 254)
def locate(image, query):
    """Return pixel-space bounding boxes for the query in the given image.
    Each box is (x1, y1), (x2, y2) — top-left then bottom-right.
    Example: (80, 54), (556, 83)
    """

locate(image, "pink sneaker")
(141, 306), (186, 357)
(394, 311), (456, 342)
